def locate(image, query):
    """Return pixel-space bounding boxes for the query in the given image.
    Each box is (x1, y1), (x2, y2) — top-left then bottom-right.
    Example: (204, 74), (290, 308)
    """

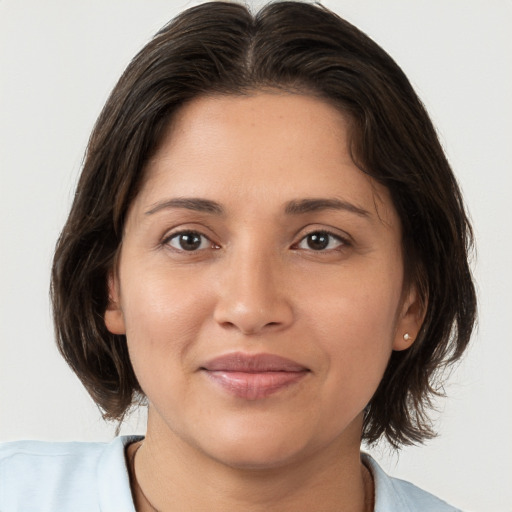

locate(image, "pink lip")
(200, 353), (310, 400)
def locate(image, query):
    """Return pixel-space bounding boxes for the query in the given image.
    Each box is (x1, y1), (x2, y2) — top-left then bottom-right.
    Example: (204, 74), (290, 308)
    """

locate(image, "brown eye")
(306, 232), (329, 250)
(297, 231), (345, 251)
(167, 231), (209, 251)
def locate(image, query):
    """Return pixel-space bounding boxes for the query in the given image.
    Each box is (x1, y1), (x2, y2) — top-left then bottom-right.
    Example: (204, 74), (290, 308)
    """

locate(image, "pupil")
(307, 232), (329, 250)
(179, 233), (201, 251)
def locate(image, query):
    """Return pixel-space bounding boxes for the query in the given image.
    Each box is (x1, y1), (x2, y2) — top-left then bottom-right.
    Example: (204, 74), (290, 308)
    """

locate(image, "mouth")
(200, 352), (310, 400)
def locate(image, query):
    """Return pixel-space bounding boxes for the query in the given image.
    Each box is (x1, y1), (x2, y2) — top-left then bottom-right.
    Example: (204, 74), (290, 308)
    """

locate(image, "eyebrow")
(284, 198), (370, 217)
(145, 198), (224, 215)
(144, 196), (370, 218)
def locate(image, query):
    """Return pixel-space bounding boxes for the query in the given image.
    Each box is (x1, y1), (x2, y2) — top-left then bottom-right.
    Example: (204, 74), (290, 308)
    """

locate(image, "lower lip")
(203, 370), (308, 400)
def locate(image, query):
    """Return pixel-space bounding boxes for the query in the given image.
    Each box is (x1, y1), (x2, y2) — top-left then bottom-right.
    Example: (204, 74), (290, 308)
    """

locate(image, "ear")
(104, 272), (126, 335)
(392, 284), (426, 351)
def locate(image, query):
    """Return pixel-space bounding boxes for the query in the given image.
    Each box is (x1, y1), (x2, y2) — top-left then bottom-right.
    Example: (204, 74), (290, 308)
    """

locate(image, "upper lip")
(201, 352), (309, 373)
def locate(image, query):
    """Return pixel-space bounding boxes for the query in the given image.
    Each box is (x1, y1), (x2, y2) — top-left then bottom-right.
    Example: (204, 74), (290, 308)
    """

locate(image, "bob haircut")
(51, 1), (477, 448)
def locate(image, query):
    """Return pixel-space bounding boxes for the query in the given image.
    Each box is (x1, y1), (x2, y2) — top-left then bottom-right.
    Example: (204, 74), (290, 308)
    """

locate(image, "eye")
(165, 231), (213, 251)
(296, 231), (346, 251)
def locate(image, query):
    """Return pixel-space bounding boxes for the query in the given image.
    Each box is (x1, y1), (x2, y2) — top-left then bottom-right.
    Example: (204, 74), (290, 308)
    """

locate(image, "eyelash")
(293, 231), (349, 252)
(162, 229), (349, 253)
(163, 230), (218, 252)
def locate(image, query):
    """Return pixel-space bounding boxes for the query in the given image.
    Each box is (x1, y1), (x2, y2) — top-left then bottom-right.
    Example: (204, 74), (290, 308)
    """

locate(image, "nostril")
(219, 321), (237, 329)
(213, 290), (294, 335)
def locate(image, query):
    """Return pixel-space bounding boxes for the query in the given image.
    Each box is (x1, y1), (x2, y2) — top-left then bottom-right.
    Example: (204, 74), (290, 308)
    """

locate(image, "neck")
(128, 410), (373, 512)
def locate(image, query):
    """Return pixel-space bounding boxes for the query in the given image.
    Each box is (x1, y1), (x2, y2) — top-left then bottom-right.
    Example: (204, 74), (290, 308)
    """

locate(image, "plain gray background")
(1, 1), (511, 510)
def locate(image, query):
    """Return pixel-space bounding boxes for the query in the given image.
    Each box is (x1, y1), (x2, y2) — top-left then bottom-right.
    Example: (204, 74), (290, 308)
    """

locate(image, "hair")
(51, 1), (477, 447)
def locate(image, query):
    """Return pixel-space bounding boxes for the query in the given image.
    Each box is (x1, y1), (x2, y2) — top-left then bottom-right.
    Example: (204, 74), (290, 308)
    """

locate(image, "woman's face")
(106, 93), (421, 469)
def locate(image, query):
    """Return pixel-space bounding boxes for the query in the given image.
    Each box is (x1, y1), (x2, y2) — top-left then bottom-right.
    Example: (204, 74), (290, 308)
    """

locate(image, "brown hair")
(51, 1), (476, 447)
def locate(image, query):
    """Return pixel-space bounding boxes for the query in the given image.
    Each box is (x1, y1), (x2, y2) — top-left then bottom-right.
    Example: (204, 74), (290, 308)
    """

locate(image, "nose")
(213, 248), (294, 335)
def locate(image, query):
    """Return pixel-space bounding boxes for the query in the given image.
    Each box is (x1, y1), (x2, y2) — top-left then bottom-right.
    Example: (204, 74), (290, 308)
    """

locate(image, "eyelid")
(292, 225), (353, 247)
(295, 231), (349, 251)
(159, 224), (352, 253)
(162, 228), (219, 251)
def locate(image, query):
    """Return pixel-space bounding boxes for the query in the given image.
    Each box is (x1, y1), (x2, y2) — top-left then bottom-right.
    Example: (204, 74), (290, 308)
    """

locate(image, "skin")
(105, 92), (423, 511)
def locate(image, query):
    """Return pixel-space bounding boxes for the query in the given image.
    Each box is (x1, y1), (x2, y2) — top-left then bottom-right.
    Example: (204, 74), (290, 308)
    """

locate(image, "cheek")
(119, 266), (214, 387)
(299, 258), (402, 344)
(313, 293), (395, 376)
(299, 267), (401, 398)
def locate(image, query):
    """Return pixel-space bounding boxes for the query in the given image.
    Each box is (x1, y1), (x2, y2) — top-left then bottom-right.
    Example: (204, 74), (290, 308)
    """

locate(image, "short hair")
(51, 1), (477, 447)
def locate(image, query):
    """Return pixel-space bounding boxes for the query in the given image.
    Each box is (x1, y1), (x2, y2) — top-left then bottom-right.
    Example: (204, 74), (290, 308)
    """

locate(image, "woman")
(0, 2), (476, 511)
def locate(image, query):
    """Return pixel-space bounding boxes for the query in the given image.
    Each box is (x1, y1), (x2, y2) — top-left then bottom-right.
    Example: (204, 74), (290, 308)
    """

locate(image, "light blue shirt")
(0, 436), (461, 511)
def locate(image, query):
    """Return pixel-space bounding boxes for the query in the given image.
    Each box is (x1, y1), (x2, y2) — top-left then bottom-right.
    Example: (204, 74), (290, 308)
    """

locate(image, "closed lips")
(201, 352), (309, 372)
(201, 353), (310, 400)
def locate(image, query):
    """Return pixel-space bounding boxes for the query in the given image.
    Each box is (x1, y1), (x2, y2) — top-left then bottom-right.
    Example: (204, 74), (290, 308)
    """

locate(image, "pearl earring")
(403, 333), (412, 342)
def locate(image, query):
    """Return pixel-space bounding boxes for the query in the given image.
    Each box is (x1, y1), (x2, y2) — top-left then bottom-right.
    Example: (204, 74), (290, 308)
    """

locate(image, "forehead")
(135, 92), (397, 226)
(150, 92), (351, 173)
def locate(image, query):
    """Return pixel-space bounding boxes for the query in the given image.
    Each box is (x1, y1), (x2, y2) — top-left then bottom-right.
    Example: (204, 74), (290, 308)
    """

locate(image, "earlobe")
(394, 332), (415, 351)
(104, 273), (126, 335)
(392, 285), (426, 351)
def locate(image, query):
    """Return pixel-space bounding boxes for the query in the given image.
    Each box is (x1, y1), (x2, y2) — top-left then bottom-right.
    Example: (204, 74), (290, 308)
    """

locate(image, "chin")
(210, 443), (306, 471)
(195, 422), (318, 471)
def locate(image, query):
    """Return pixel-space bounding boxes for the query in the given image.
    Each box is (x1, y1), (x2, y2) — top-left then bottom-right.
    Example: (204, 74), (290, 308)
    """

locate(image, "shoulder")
(362, 453), (463, 512)
(0, 435), (142, 512)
